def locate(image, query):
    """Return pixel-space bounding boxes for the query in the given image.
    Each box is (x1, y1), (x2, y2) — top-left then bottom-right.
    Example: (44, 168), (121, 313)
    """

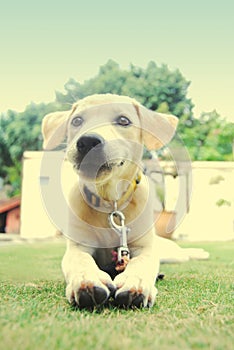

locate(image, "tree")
(55, 78), (84, 107)
(178, 110), (234, 160)
(56, 60), (194, 121)
(0, 101), (61, 195)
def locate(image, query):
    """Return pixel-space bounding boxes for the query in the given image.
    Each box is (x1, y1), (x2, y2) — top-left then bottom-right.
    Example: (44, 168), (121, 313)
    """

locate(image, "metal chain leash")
(108, 209), (130, 264)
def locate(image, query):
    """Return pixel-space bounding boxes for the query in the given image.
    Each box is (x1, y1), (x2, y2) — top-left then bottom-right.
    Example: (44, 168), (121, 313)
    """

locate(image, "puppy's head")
(42, 94), (178, 183)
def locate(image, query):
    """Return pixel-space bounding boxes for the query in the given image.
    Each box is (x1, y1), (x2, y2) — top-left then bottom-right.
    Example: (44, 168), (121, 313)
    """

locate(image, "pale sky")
(0, 0), (233, 121)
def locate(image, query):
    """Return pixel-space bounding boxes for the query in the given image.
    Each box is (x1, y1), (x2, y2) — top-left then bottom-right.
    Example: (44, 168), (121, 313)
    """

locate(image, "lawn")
(0, 240), (233, 350)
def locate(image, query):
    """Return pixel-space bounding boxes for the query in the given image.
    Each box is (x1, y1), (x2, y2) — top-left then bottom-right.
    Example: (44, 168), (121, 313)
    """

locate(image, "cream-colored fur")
(42, 94), (209, 309)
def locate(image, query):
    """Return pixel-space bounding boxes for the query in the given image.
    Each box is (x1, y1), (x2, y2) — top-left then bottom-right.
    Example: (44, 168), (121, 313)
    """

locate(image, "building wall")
(20, 152), (234, 241)
(172, 162), (234, 241)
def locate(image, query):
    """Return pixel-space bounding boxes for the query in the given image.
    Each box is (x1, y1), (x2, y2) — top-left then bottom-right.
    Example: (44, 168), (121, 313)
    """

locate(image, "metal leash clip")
(108, 210), (130, 264)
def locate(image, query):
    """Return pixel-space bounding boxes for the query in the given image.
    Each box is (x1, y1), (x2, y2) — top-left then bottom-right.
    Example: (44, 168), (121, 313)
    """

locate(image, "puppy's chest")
(93, 248), (113, 268)
(68, 179), (153, 247)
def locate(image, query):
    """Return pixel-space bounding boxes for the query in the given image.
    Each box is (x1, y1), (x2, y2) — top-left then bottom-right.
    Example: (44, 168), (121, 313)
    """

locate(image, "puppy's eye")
(115, 116), (132, 127)
(71, 116), (83, 127)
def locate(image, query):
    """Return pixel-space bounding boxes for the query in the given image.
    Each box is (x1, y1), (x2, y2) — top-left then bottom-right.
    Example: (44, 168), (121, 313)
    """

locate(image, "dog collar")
(82, 172), (141, 212)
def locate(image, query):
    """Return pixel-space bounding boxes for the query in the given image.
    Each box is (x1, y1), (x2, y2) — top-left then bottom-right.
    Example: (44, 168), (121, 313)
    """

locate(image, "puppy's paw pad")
(132, 294), (145, 308)
(115, 291), (130, 307)
(93, 286), (109, 304)
(78, 286), (108, 309)
(78, 290), (93, 309)
(115, 291), (144, 308)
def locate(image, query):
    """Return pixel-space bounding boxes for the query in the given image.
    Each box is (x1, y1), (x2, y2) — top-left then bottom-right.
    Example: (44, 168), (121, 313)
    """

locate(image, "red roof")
(0, 196), (21, 214)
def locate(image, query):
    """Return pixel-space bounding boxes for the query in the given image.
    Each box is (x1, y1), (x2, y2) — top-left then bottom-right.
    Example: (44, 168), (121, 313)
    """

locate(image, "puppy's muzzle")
(74, 133), (110, 178)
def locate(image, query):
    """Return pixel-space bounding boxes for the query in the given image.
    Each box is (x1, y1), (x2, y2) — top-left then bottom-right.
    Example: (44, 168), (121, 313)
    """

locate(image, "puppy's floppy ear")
(138, 106), (178, 150)
(41, 111), (69, 150)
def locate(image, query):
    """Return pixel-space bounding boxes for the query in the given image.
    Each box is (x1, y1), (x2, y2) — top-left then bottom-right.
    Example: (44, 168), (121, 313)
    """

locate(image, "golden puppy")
(42, 94), (208, 309)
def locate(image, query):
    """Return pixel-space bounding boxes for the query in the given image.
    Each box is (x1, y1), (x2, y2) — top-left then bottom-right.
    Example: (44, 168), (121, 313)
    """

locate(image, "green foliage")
(56, 60), (194, 121)
(0, 101), (62, 195)
(216, 198), (231, 207)
(178, 110), (234, 161)
(3, 161), (22, 197)
(209, 175), (225, 185)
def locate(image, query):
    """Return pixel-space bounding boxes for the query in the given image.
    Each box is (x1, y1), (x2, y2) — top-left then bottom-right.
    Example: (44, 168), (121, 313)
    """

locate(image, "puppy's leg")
(114, 231), (159, 308)
(155, 236), (209, 263)
(62, 240), (115, 309)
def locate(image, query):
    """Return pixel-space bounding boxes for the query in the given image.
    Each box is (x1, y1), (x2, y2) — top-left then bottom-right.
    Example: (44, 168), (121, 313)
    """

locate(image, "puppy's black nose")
(76, 134), (104, 158)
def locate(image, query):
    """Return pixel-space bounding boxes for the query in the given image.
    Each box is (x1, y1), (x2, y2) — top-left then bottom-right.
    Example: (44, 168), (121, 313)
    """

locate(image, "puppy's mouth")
(98, 160), (125, 173)
(73, 159), (125, 181)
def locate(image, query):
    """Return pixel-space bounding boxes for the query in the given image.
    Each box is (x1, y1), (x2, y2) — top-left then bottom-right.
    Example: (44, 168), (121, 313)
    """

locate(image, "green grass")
(0, 241), (233, 350)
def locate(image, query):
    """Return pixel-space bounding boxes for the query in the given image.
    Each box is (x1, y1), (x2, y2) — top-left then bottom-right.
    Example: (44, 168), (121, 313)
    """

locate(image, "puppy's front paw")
(66, 270), (115, 309)
(114, 274), (158, 308)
